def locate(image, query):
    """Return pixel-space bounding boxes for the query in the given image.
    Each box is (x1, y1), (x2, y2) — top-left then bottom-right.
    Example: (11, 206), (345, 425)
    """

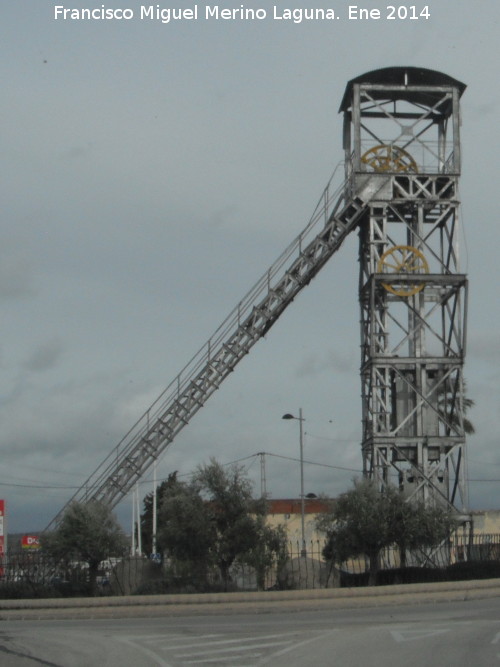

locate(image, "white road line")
(116, 637), (173, 667)
(176, 639), (293, 658)
(391, 628), (450, 643)
(166, 632), (299, 651)
(183, 654), (263, 665)
(258, 630), (339, 666)
(139, 637), (225, 650)
(121, 634), (221, 644)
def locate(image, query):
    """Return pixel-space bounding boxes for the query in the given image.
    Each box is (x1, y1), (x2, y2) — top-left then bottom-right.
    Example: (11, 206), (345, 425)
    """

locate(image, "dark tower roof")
(339, 67), (466, 113)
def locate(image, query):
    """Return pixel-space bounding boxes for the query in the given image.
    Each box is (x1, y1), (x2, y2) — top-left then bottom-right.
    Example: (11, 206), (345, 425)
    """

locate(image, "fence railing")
(3, 534), (500, 598)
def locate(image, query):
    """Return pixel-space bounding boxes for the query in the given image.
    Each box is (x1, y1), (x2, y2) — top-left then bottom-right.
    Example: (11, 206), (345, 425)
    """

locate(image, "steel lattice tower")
(341, 68), (468, 511)
(47, 67), (470, 529)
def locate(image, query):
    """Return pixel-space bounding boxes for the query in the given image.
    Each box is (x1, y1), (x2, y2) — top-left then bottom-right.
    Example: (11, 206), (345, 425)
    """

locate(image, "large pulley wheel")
(361, 145), (418, 173)
(377, 245), (429, 297)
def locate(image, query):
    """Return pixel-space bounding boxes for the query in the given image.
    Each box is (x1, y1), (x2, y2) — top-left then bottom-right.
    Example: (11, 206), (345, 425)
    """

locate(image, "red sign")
(0, 500), (5, 563)
(22, 535), (40, 550)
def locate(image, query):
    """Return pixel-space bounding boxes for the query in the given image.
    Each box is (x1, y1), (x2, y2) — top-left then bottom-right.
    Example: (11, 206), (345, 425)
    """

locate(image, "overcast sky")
(2, 1), (499, 534)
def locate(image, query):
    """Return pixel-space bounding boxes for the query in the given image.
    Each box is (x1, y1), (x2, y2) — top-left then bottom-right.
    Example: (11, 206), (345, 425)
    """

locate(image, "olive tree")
(240, 519), (288, 590)
(316, 479), (456, 585)
(157, 475), (215, 586)
(157, 459), (285, 590)
(42, 501), (128, 595)
(390, 496), (457, 568)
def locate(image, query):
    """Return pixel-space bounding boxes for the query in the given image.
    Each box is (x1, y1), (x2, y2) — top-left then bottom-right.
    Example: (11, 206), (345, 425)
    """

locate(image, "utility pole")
(259, 452), (267, 498)
(152, 460), (157, 555)
(282, 409), (306, 557)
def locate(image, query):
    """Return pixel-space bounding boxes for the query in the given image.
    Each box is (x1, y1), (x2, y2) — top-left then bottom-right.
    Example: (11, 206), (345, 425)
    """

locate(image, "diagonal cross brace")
(46, 174), (390, 529)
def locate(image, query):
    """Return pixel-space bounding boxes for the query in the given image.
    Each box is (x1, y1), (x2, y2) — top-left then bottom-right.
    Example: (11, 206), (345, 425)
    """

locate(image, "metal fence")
(3, 534), (500, 598)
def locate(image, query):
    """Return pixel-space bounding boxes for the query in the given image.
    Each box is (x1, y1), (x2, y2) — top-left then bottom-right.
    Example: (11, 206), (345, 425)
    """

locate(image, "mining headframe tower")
(47, 67), (469, 528)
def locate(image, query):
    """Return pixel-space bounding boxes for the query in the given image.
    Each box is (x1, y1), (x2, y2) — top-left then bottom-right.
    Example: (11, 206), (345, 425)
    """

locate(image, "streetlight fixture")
(282, 408), (306, 557)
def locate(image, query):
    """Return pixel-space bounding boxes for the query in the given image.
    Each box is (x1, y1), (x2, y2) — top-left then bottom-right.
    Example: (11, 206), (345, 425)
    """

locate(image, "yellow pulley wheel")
(377, 245), (429, 297)
(361, 145), (418, 173)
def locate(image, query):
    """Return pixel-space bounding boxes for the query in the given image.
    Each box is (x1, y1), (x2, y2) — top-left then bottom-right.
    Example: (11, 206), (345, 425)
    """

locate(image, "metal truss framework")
(47, 68), (469, 530)
(47, 166), (385, 529)
(341, 68), (469, 511)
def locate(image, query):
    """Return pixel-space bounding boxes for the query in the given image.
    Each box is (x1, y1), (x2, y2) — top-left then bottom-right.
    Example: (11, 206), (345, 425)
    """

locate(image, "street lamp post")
(282, 409), (306, 557)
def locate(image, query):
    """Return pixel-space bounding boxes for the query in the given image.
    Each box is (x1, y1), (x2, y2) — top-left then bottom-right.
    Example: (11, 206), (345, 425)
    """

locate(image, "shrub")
(446, 560), (500, 580)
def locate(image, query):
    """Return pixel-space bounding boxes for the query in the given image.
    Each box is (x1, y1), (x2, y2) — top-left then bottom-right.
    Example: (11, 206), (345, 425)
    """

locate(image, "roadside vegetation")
(40, 500), (128, 596)
(3, 460), (500, 599)
(141, 459), (287, 592)
(316, 479), (458, 585)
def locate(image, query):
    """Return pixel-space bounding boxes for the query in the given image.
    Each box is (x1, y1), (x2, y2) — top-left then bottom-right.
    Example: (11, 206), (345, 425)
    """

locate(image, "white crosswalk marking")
(177, 639), (294, 658)
(168, 632), (293, 651)
(117, 629), (331, 666)
(391, 628), (450, 643)
(183, 656), (262, 666)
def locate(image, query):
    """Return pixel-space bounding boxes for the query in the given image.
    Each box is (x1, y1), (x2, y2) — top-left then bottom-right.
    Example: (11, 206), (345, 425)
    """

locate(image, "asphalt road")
(2, 596), (500, 666)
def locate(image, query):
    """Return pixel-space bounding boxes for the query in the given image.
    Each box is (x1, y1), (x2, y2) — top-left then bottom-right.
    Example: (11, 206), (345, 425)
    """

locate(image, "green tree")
(157, 476), (215, 586)
(317, 480), (397, 585)
(316, 480), (456, 585)
(41, 501), (128, 596)
(390, 497), (456, 567)
(240, 519), (288, 591)
(157, 458), (285, 591)
(193, 459), (267, 589)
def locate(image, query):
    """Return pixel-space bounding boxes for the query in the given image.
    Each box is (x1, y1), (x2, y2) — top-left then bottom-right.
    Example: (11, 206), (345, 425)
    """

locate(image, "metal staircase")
(46, 166), (388, 529)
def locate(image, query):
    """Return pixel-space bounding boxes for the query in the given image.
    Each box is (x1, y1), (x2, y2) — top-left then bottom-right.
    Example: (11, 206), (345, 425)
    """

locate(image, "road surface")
(2, 596), (500, 666)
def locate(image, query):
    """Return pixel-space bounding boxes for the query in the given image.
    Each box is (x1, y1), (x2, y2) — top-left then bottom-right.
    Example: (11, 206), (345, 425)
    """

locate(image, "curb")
(1, 579), (500, 620)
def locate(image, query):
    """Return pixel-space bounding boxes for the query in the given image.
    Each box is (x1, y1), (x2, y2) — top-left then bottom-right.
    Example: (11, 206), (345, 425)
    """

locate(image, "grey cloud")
(0, 371), (141, 465)
(0, 250), (36, 300)
(468, 331), (500, 363)
(296, 349), (356, 378)
(23, 339), (64, 372)
(61, 143), (94, 160)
